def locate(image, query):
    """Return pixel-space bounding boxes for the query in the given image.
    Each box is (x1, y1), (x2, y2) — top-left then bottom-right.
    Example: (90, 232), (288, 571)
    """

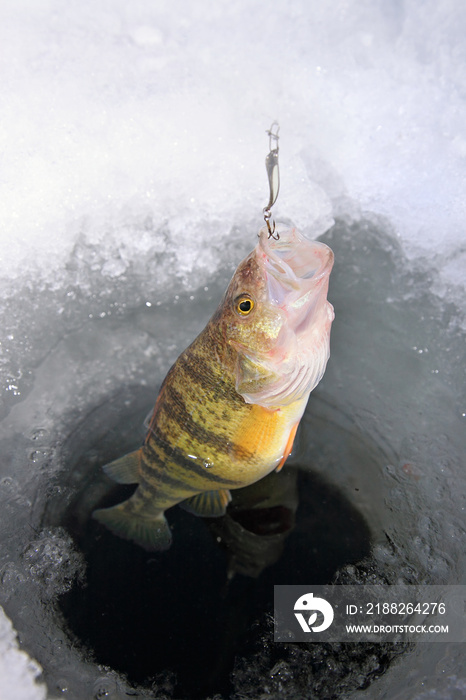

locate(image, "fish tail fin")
(103, 450), (141, 484)
(93, 501), (172, 551)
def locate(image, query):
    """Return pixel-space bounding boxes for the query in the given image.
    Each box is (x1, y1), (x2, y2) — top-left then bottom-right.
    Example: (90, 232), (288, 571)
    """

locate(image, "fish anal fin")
(180, 489), (232, 518)
(103, 450), (141, 484)
(276, 422), (299, 473)
(93, 502), (172, 551)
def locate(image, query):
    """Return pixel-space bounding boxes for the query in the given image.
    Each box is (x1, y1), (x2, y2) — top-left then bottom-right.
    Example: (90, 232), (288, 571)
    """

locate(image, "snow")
(0, 608), (46, 700)
(0, 0), (465, 290)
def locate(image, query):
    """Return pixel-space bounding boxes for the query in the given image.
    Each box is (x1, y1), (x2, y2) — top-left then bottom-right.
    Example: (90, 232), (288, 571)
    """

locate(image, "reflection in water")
(206, 467), (299, 579)
(49, 448), (371, 699)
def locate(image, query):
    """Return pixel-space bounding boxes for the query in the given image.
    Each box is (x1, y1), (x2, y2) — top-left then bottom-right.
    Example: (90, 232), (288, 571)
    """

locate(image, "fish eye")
(235, 295), (255, 316)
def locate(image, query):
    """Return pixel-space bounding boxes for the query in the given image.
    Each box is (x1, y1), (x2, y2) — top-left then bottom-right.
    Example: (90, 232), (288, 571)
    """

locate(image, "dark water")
(56, 462), (371, 698)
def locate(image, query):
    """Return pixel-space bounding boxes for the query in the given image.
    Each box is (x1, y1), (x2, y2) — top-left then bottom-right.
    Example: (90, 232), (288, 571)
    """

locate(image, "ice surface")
(0, 218), (464, 699)
(0, 0), (465, 698)
(1, 0), (466, 292)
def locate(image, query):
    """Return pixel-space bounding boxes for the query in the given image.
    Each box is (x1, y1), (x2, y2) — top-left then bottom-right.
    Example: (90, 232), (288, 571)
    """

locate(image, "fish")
(93, 224), (334, 551)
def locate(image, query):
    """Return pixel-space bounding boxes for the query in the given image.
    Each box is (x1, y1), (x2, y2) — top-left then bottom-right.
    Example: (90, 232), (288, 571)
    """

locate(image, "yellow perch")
(93, 224), (334, 550)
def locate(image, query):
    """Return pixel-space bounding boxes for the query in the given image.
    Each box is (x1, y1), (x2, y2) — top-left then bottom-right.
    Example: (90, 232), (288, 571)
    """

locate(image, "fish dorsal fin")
(180, 489), (232, 517)
(103, 450), (141, 484)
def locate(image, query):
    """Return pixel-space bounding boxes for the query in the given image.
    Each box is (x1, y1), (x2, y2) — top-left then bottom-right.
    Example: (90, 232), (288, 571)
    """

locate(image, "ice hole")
(0, 219), (464, 699)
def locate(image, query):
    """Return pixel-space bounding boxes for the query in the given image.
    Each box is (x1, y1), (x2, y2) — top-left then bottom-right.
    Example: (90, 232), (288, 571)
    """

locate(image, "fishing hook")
(263, 122), (280, 239)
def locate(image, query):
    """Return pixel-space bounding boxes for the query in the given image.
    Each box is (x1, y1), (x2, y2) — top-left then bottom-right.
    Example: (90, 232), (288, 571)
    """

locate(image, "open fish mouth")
(260, 224), (334, 290)
(259, 224), (334, 337)
(234, 225), (335, 408)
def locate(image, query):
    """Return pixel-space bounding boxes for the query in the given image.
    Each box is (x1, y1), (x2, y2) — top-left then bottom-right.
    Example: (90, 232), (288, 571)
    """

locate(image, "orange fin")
(276, 422), (299, 473)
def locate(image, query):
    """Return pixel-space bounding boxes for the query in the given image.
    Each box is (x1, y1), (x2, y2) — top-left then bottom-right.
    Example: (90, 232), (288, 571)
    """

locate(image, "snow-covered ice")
(1, 0), (466, 290)
(0, 608), (46, 700)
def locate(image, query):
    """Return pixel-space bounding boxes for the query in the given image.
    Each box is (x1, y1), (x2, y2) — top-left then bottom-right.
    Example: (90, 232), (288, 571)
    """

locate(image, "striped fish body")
(93, 225), (334, 550)
(142, 325), (308, 503)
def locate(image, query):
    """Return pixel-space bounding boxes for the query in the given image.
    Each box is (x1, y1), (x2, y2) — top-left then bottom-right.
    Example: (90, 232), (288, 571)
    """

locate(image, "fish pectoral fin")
(180, 489), (232, 518)
(235, 353), (278, 401)
(103, 450), (141, 484)
(93, 502), (172, 551)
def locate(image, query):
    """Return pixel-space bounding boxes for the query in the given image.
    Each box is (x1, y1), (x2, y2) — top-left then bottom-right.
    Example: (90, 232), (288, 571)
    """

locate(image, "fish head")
(220, 224), (334, 407)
